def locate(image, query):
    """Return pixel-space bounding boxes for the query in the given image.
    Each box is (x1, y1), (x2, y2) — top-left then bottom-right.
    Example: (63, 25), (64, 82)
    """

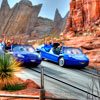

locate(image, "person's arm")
(44, 43), (47, 47)
(18, 36), (22, 44)
(4, 36), (9, 44)
(2, 34), (6, 44)
(51, 38), (54, 45)
(45, 38), (48, 44)
(11, 36), (15, 44)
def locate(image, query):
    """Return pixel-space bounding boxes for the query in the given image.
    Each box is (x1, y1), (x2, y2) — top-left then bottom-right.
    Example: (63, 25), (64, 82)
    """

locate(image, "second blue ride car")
(37, 44), (89, 67)
(2, 44), (42, 66)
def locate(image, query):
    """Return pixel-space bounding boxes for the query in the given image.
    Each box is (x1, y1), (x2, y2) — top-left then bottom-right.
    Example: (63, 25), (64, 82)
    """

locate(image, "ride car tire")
(34, 64), (39, 67)
(58, 57), (65, 67)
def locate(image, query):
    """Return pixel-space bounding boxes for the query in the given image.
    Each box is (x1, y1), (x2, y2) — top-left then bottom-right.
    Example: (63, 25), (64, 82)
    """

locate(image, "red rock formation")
(64, 0), (100, 35)
(24, 79), (40, 89)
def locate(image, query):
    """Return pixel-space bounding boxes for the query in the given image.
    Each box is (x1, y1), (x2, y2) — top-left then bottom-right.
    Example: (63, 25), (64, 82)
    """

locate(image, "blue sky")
(0, 0), (70, 20)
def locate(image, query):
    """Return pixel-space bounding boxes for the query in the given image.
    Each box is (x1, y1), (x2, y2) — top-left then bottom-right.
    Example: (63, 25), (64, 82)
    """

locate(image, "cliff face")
(61, 11), (69, 32)
(33, 17), (53, 34)
(64, 0), (100, 36)
(25, 4), (42, 35)
(0, 0), (10, 33)
(0, 0), (42, 36)
(0, 0), (67, 38)
(51, 9), (68, 34)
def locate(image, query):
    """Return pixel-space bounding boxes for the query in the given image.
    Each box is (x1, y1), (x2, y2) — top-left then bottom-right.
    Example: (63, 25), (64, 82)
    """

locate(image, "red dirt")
(0, 78), (53, 100)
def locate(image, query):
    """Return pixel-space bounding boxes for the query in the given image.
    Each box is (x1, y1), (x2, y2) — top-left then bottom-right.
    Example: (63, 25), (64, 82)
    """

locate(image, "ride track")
(80, 68), (100, 77)
(28, 65), (100, 99)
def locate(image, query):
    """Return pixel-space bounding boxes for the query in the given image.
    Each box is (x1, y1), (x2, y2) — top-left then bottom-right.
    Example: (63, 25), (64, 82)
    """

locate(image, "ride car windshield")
(63, 47), (82, 55)
(12, 45), (35, 53)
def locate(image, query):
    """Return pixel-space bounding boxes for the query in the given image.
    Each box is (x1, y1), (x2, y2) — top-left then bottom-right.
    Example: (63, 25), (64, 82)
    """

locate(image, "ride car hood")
(65, 54), (89, 61)
(14, 52), (41, 59)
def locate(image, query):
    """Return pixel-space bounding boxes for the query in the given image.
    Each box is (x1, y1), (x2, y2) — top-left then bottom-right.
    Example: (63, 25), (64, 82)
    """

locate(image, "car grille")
(79, 62), (85, 64)
(23, 54), (38, 59)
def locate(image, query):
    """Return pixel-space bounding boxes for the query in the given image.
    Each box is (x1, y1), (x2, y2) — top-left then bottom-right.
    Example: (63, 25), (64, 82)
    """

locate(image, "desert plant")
(0, 54), (21, 89)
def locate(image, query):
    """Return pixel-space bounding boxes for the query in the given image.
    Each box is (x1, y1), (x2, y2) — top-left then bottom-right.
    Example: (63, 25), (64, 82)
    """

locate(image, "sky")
(0, 0), (70, 20)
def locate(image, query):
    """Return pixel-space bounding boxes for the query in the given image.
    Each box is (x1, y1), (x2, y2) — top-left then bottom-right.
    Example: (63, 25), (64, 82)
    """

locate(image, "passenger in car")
(3, 40), (12, 52)
(0, 39), (5, 49)
(11, 36), (22, 45)
(2, 36), (23, 52)
(44, 38), (53, 52)
(53, 42), (64, 55)
(44, 41), (53, 52)
(0, 34), (8, 48)
(58, 42), (64, 51)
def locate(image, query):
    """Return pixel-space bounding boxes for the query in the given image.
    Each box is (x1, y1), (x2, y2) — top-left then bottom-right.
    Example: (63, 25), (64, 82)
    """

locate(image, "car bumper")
(65, 59), (89, 67)
(17, 58), (42, 65)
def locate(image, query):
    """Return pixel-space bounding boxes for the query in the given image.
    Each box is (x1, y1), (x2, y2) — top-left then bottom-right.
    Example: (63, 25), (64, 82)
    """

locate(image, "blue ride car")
(2, 44), (42, 66)
(36, 44), (89, 67)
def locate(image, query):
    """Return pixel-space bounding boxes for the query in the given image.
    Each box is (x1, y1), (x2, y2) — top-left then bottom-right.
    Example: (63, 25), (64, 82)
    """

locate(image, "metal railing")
(0, 67), (77, 100)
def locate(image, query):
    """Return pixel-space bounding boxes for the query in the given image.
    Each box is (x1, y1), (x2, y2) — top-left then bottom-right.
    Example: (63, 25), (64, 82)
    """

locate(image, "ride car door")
(40, 47), (50, 59)
(47, 49), (59, 62)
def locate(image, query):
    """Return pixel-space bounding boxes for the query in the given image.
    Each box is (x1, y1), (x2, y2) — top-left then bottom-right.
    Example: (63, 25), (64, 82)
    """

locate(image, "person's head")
(59, 42), (64, 47)
(6, 40), (11, 47)
(48, 41), (52, 45)
(47, 41), (51, 45)
(0, 39), (2, 43)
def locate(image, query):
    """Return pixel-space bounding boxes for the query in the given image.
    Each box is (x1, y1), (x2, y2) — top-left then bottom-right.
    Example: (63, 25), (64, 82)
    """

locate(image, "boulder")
(24, 79), (40, 89)
(65, 31), (76, 38)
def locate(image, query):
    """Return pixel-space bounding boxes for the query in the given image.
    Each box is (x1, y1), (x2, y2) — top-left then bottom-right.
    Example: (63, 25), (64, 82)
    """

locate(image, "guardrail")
(0, 67), (77, 100)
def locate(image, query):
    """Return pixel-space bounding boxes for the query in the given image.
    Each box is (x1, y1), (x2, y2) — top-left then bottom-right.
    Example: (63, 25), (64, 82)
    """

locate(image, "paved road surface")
(16, 60), (100, 100)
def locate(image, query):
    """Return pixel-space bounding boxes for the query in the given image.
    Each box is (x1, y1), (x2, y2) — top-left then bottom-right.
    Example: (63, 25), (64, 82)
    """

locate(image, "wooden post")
(40, 67), (45, 100)
(41, 67), (44, 89)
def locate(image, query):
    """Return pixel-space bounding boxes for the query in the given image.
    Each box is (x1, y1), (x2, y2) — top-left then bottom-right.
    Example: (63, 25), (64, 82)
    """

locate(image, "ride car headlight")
(68, 55), (72, 58)
(38, 54), (41, 58)
(17, 54), (24, 58)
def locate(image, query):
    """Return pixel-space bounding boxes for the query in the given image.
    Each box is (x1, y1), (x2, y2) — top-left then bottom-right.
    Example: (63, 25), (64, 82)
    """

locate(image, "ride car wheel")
(34, 64), (39, 67)
(59, 57), (65, 67)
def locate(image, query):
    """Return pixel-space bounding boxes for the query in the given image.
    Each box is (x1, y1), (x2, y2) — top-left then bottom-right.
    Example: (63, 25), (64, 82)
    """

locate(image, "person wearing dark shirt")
(58, 42), (64, 51)
(4, 41), (11, 52)
(53, 42), (64, 55)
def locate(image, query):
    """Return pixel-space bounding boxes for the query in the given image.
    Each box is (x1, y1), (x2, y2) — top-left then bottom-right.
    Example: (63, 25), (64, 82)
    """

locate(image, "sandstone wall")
(64, 0), (100, 35)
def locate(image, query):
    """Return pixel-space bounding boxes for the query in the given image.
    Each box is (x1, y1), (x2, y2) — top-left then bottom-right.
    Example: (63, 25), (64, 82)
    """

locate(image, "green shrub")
(2, 84), (25, 92)
(0, 54), (21, 89)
